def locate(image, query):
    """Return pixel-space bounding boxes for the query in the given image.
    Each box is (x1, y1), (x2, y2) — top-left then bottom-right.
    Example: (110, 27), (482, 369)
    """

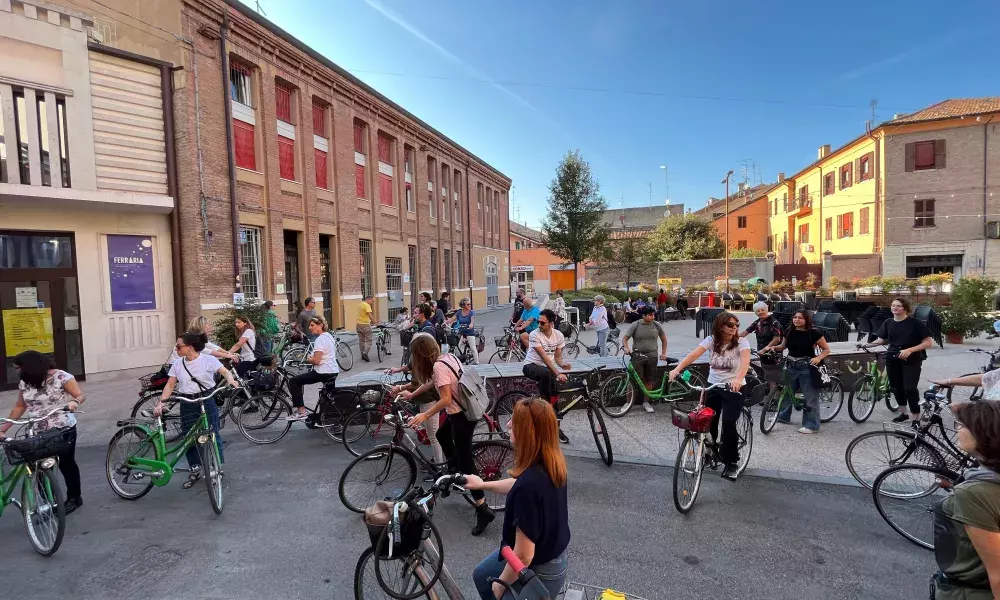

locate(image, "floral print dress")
(19, 370), (76, 431)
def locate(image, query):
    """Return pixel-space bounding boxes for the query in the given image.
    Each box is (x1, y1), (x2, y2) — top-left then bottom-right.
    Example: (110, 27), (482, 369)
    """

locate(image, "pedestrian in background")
(260, 300), (281, 353)
(587, 295), (610, 357)
(357, 294), (374, 362)
(295, 297), (317, 341)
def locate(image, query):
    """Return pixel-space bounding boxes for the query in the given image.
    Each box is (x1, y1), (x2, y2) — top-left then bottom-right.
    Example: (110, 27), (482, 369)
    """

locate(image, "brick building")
(177, 0), (511, 327)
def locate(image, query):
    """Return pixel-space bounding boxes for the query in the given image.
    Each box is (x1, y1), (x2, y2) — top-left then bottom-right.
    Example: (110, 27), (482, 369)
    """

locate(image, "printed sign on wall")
(108, 235), (157, 312)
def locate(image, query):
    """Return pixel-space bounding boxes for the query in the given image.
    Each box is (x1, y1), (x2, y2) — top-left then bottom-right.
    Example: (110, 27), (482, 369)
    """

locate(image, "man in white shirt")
(521, 308), (573, 443)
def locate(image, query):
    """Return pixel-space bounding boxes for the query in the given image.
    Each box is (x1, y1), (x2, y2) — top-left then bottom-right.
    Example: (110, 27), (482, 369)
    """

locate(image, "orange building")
(509, 223), (577, 294)
(696, 183), (776, 252)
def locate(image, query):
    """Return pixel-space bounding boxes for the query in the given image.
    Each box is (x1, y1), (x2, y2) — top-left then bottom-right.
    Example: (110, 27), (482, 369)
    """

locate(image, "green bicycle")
(0, 406), (74, 556)
(759, 356), (845, 433)
(105, 385), (228, 514)
(847, 347), (900, 423)
(598, 352), (707, 417)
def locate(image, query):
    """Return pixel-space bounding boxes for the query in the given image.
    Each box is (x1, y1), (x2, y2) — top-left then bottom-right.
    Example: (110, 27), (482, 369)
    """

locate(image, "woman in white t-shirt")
(669, 311), (751, 482)
(286, 316), (339, 421)
(587, 295), (610, 357)
(400, 333), (495, 536)
(228, 316), (259, 378)
(155, 332), (239, 489)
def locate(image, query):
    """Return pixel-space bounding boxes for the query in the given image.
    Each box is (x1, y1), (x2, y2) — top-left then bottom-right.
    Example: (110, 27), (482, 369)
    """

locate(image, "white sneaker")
(285, 412), (307, 422)
(797, 427), (818, 434)
(643, 402), (655, 413)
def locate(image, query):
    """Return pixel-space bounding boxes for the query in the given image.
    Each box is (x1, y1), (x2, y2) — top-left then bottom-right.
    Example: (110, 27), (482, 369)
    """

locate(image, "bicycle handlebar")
(0, 405), (75, 426)
(686, 381), (731, 392)
(168, 384), (233, 404)
(500, 546), (527, 574)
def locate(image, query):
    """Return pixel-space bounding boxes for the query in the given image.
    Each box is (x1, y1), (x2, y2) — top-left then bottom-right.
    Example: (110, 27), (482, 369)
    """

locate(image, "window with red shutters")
(233, 119), (256, 170)
(379, 174), (393, 206)
(860, 207), (870, 235)
(859, 153), (873, 181)
(840, 163), (852, 189)
(378, 135), (392, 164)
(275, 82), (293, 123)
(355, 164), (366, 198)
(354, 121), (365, 153)
(824, 172), (835, 196)
(315, 149), (328, 189)
(825, 218), (833, 241)
(312, 103), (325, 136)
(278, 135), (295, 180)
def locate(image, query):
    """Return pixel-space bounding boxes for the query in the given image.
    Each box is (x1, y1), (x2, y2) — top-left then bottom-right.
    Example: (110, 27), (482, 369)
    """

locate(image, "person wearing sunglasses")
(522, 309), (573, 444)
(668, 311), (751, 481)
(765, 309), (830, 434)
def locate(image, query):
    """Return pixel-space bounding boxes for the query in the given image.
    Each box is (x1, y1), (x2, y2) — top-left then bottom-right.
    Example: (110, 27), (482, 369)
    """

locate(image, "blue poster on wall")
(108, 235), (156, 312)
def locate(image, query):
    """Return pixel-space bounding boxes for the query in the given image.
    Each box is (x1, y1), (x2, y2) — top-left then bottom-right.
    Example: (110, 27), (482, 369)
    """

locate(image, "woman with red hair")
(466, 397), (570, 599)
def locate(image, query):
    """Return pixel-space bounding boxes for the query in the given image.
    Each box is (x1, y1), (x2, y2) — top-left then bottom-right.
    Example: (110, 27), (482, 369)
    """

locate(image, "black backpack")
(252, 331), (270, 360)
(607, 308), (618, 330)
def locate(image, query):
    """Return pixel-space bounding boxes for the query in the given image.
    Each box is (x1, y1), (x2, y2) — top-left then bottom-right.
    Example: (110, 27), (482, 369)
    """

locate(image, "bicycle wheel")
(106, 424), (158, 500)
(374, 513), (444, 599)
(847, 376), (877, 423)
(343, 407), (396, 457)
(354, 546), (432, 600)
(605, 341), (620, 356)
(401, 348), (410, 368)
(947, 374), (982, 403)
(759, 387), (784, 434)
(131, 392), (184, 443)
(319, 395), (352, 443)
(487, 349), (509, 364)
(587, 406), (613, 466)
(885, 382), (900, 412)
(563, 342), (580, 359)
(201, 431), (224, 515)
(337, 343), (355, 371)
(472, 440), (514, 511)
(22, 467), (66, 556)
(672, 434), (705, 514)
(819, 377), (844, 422)
(236, 391), (293, 444)
(491, 390), (531, 421)
(873, 464), (958, 550)
(376, 335), (384, 363)
(845, 430), (946, 490)
(339, 446), (417, 513)
(735, 407), (754, 477)
(598, 372), (636, 418)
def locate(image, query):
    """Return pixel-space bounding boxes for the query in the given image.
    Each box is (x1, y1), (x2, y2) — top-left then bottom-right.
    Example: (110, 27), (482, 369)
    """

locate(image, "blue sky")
(238, 0), (997, 228)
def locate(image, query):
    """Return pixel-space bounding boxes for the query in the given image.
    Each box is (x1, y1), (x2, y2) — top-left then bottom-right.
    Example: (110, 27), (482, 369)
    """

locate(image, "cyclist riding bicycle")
(522, 309), (573, 444)
(764, 309), (830, 434)
(621, 306), (668, 413)
(467, 397), (570, 599)
(669, 311), (750, 481)
(286, 316), (339, 421)
(515, 297), (540, 351)
(154, 331), (239, 489)
(446, 297), (479, 364)
(858, 297), (934, 426)
(740, 301), (784, 354)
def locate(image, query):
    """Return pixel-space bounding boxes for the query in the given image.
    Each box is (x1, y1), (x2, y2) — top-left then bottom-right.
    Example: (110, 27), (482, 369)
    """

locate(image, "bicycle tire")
(487, 349), (508, 364)
(759, 387), (783, 434)
(672, 434), (704, 514)
(236, 392), (293, 444)
(401, 348), (410, 368)
(598, 372), (636, 418)
(23, 467), (66, 556)
(337, 343), (355, 371)
(373, 512), (444, 599)
(947, 374), (982, 403)
(735, 407), (754, 477)
(819, 377), (844, 422)
(563, 342), (580, 359)
(472, 439), (515, 511)
(605, 341), (620, 356)
(131, 392), (184, 443)
(847, 376), (877, 423)
(376, 336), (384, 364)
(343, 407), (395, 457)
(587, 406), (613, 466)
(354, 546), (432, 600)
(845, 430), (946, 490)
(339, 445), (418, 514)
(872, 463), (958, 551)
(319, 392), (352, 442)
(106, 424), (157, 500)
(202, 432), (224, 515)
(491, 390), (531, 421)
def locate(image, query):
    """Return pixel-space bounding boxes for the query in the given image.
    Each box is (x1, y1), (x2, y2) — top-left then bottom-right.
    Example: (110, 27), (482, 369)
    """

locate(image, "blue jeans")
(596, 327), (609, 357)
(473, 549), (568, 600)
(777, 362), (820, 431)
(180, 398), (224, 468)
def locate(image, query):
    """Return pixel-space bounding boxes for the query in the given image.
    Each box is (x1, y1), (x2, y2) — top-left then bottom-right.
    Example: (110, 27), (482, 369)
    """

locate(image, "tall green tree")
(541, 150), (610, 290)
(645, 214), (726, 261)
(597, 237), (650, 292)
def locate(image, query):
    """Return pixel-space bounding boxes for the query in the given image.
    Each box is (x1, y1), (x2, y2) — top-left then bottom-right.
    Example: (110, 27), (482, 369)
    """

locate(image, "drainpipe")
(866, 121), (883, 274)
(220, 11), (241, 295)
(465, 161), (474, 307)
(983, 118), (994, 274)
(817, 167), (822, 262)
(162, 65), (185, 335)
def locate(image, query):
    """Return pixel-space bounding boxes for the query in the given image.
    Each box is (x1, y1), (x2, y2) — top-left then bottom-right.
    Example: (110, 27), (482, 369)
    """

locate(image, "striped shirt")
(525, 329), (565, 367)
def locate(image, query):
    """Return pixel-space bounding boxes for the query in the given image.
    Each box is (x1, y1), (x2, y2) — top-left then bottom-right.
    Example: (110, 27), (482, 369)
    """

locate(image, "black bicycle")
(491, 367), (613, 466)
(948, 346), (1000, 403)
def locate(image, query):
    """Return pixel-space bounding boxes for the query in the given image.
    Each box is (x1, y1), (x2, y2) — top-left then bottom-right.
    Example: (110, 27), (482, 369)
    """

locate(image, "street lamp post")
(659, 165), (669, 205)
(722, 170), (734, 293)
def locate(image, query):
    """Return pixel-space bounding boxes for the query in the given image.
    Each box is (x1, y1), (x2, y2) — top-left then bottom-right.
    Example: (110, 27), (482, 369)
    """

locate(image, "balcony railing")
(790, 197), (812, 213)
(0, 84), (71, 188)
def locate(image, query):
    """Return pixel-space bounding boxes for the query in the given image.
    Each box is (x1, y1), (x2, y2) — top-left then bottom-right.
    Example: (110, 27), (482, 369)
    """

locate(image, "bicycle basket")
(250, 368), (277, 392)
(446, 332), (461, 347)
(671, 406), (715, 433)
(399, 330), (414, 347)
(363, 500), (429, 558)
(139, 370), (169, 393)
(3, 426), (74, 465)
(495, 335), (508, 348)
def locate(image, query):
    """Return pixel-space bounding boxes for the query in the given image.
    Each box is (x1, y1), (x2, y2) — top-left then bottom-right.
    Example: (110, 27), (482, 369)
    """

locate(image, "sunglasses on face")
(724, 322), (739, 329)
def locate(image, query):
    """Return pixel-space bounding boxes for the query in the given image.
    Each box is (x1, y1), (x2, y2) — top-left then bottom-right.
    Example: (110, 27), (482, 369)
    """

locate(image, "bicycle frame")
(0, 459), (29, 517)
(620, 356), (698, 402)
(124, 407), (213, 486)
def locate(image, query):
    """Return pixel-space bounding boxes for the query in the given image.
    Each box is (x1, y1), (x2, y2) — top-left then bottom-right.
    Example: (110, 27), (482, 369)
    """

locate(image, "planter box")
(945, 331), (964, 345)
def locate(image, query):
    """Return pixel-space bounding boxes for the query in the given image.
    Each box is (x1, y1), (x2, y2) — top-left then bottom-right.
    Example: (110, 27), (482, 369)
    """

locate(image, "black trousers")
(705, 389), (743, 465)
(55, 426), (82, 501)
(436, 415), (484, 501)
(289, 370), (337, 408)
(234, 359), (257, 379)
(886, 357), (922, 414)
(523, 363), (558, 401)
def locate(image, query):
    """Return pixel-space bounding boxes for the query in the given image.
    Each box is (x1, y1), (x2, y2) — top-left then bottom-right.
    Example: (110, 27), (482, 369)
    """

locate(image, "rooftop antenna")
(870, 98), (878, 124)
(648, 182), (652, 207)
(255, 0), (266, 15)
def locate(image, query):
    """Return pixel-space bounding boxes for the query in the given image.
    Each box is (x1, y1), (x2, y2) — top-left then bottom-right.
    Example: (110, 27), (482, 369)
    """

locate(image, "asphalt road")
(0, 428), (933, 600)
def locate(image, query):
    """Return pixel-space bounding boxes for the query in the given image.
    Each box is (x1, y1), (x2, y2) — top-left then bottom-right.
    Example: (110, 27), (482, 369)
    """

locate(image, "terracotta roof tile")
(886, 98), (1000, 124)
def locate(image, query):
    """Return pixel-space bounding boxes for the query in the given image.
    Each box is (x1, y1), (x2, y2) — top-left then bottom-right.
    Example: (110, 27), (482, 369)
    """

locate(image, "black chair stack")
(913, 304), (945, 348)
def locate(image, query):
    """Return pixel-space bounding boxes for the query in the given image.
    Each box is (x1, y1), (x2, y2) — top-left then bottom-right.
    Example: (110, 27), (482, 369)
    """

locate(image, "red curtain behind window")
(379, 174), (393, 206)
(233, 119), (256, 170)
(275, 84), (292, 122)
(278, 135), (295, 180)
(377, 135), (392, 164)
(312, 104), (325, 135)
(354, 123), (365, 153)
(315, 149), (328, 189)
(355, 164), (366, 198)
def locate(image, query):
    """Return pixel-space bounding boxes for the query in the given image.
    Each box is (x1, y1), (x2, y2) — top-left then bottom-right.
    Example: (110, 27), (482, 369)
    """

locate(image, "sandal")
(182, 467), (202, 489)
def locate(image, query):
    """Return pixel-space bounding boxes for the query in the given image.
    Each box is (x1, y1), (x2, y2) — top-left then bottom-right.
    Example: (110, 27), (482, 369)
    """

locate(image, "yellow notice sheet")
(3, 308), (55, 355)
